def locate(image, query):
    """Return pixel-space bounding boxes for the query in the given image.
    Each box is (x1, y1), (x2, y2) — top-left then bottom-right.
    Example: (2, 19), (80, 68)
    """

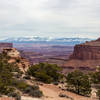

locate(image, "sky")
(0, 0), (100, 39)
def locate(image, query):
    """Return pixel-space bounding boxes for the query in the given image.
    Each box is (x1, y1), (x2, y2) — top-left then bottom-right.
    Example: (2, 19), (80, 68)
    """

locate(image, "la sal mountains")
(0, 36), (93, 45)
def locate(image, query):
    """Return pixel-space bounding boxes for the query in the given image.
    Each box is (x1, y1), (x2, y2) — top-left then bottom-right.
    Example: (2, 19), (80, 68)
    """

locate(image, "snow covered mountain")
(0, 36), (93, 45)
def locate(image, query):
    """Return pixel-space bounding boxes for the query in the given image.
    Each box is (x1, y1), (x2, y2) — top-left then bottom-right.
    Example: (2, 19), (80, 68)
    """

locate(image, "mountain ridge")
(0, 37), (93, 45)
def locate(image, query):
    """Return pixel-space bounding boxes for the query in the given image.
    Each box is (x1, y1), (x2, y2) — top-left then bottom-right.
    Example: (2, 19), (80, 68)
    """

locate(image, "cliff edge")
(63, 38), (100, 73)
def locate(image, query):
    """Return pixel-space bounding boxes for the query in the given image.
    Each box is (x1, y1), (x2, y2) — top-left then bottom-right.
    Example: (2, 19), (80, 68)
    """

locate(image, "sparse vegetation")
(24, 85), (43, 97)
(0, 53), (43, 98)
(66, 70), (91, 96)
(0, 58), (14, 94)
(90, 66), (100, 84)
(97, 89), (100, 100)
(23, 75), (31, 80)
(27, 63), (63, 83)
(89, 66), (100, 99)
(8, 92), (21, 100)
(12, 79), (29, 91)
(2, 46), (100, 99)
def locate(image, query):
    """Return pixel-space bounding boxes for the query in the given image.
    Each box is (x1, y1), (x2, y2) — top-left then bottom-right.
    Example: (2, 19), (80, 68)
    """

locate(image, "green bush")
(31, 85), (39, 90)
(66, 70), (91, 96)
(0, 86), (15, 95)
(97, 89), (100, 100)
(8, 92), (21, 100)
(12, 79), (28, 91)
(35, 72), (53, 83)
(0, 59), (14, 95)
(24, 85), (43, 97)
(90, 71), (100, 84)
(12, 64), (22, 74)
(29, 89), (43, 97)
(0, 52), (43, 98)
(27, 63), (63, 83)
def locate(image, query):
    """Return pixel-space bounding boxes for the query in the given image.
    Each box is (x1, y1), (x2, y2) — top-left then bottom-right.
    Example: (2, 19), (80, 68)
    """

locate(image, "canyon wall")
(70, 44), (100, 60)
(63, 38), (100, 73)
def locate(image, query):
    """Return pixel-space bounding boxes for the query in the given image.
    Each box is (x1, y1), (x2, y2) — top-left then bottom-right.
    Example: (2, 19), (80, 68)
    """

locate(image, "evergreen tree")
(66, 70), (91, 96)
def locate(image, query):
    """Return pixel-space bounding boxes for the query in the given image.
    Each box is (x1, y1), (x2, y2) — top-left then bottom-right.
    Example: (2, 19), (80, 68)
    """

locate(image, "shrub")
(31, 85), (39, 90)
(29, 89), (43, 97)
(90, 72), (100, 84)
(97, 89), (100, 100)
(0, 86), (15, 95)
(24, 85), (43, 97)
(53, 82), (59, 85)
(59, 93), (67, 98)
(0, 60), (14, 95)
(8, 92), (21, 100)
(0, 52), (43, 97)
(66, 70), (91, 96)
(16, 59), (21, 63)
(23, 75), (31, 80)
(27, 63), (63, 83)
(12, 79), (28, 91)
(24, 87), (32, 94)
(35, 72), (53, 83)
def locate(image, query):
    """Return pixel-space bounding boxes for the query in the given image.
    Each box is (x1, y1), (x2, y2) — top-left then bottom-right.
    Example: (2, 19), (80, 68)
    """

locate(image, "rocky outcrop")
(17, 58), (30, 72)
(3, 48), (21, 58)
(3, 48), (30, 72)
(63, 38), (100, 73)
(70, 38), (100, 60)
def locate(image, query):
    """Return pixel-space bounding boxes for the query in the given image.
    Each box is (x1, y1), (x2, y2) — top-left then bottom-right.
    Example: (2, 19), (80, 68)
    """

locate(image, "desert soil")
(22, 80), (97, 100)
(39, 84), (95, 100)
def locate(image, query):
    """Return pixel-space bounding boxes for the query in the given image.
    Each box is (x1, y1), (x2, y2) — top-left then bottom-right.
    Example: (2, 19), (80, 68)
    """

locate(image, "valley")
(14, 43), (74, 67)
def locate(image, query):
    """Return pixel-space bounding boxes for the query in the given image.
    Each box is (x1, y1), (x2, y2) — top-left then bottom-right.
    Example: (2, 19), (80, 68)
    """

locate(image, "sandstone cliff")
(63, 38), (100, 73)
(3, 48), (30, 72)
(3, 48), (21, 58)
(70, 38), (100, 60)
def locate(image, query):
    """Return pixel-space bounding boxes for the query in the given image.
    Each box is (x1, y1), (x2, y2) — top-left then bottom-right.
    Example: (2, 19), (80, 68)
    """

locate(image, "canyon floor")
(14, 43), (73, 66)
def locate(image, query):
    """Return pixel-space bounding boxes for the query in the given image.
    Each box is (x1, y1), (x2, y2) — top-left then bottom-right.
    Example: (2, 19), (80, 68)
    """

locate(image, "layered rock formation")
(63, 38), (100, 73)
(70, 38), (100, 60)
(2, 48), (30, 72)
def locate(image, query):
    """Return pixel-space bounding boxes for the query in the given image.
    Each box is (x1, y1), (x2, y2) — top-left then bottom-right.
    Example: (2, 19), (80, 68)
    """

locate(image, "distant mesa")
(95, 38), (100, 41)
(63, 38), (100, 73)
(70, 38), (100, 60)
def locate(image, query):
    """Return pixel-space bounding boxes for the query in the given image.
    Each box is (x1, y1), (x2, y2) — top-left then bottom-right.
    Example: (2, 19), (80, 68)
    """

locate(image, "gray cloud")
(0, 0), (100, 38)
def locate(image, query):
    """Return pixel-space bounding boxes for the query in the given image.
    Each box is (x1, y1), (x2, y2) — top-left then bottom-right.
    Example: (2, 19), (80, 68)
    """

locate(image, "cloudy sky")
(0, 0), (100, 39)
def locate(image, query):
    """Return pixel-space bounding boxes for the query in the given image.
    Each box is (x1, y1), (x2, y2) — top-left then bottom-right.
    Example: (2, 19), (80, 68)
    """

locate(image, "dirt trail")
(40, 84), (94, 100)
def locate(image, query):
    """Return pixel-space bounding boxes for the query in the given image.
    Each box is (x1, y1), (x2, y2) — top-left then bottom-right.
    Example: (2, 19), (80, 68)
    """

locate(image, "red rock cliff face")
(70, 40), (100, 60)
(63, 38), (100, 73)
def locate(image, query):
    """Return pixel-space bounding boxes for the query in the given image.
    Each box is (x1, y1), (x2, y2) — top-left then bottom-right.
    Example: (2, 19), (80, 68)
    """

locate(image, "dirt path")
(39, 84), (94, 100)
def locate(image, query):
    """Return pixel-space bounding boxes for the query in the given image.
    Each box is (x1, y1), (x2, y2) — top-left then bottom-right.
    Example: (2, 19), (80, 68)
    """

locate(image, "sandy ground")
(39, 84), (95, 100)
(22, 80), (98, 100)
(21, 96), (43, 100)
